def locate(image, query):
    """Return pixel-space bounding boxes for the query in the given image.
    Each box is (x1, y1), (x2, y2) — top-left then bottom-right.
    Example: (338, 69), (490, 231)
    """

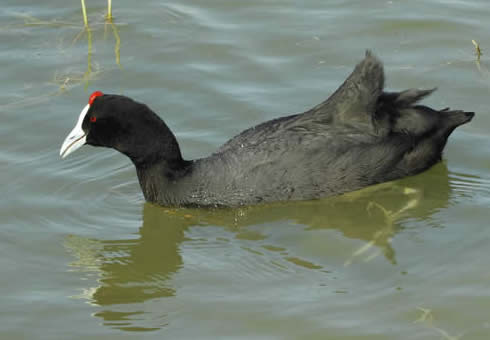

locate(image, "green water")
(1, 0), (490, 339)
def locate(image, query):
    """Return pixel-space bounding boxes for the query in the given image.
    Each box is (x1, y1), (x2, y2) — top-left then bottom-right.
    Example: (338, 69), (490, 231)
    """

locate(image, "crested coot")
(60, 51), (474, 207)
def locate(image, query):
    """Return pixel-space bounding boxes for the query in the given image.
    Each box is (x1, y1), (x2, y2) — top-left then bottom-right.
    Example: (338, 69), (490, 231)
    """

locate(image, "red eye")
(90, 116), (97, 123)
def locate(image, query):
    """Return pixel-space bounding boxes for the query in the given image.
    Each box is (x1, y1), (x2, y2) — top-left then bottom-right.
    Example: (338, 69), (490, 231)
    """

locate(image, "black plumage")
(64, 51), (474, 207)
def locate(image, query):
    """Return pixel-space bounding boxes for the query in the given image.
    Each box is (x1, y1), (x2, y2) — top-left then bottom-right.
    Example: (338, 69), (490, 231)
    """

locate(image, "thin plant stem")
(107, 0), (113, 21)
(80, 0), (88, 27)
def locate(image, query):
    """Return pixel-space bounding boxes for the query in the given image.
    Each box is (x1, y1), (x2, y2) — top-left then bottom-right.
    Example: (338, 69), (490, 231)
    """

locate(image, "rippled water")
(1, 0), (490, 339)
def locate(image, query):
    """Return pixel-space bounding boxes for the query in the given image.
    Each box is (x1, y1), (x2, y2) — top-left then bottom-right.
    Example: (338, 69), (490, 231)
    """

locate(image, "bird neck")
(135, 158), (193, 205)
(118, 112), (183, 162)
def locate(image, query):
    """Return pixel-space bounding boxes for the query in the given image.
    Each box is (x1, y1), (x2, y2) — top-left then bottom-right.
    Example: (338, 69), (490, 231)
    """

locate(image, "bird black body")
(61, 52), (474, 207)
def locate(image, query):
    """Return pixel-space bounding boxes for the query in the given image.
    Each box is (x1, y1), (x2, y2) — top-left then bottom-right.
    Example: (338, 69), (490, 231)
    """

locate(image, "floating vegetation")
(81, 0), (113, 26)
(470, 40), (490, 80)
(0, 60), (103, 111)
(53, 64), (100, 92)
(414, 307), (433, 325)
(77, 0), (121, 75)
(19, 1), (121, 88)
(53, 62), (103, 93)
(17, 13), (80, 28)
(414, 307), (463, 340)
(343, 184), (421, 266)
(472, 39), (482, 61)
(105, 20), (121, 67)
(0, 5), (122, 111)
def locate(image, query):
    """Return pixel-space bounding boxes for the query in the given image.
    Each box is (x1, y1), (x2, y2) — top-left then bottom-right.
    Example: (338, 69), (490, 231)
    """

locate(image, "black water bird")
(60, 51), (474, 207)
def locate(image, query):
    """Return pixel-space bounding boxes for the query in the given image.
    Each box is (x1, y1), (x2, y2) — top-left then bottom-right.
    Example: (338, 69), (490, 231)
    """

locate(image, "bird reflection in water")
(65, 162), (452, 331)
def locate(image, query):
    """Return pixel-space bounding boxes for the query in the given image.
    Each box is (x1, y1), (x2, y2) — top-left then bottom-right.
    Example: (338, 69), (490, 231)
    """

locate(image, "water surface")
(1, 0), (489, 339)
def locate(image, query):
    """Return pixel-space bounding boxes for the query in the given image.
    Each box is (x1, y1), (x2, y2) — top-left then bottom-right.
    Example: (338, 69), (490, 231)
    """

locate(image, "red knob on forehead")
(88, 91), (104, 105)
